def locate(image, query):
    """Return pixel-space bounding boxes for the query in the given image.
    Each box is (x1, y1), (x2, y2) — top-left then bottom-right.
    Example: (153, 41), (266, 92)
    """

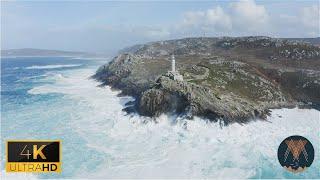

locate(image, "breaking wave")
(24, 67), (320, 178)
(25, 64), (82, 70)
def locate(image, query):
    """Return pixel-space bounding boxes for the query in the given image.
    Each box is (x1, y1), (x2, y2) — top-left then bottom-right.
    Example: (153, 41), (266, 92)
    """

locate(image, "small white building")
(167, 54), (183, 81)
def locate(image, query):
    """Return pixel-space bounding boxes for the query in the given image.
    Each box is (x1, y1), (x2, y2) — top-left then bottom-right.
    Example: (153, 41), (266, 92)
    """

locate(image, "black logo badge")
(277, 135), (314, 173)
(6, 140), (61, 172)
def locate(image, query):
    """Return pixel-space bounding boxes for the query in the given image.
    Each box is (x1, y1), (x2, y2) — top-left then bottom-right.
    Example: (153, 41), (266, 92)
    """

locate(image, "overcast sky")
(1, 0), (319, 53)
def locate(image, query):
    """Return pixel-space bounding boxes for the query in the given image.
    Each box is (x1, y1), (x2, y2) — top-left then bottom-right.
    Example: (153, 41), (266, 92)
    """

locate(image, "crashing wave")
(25, 64), (82, 70)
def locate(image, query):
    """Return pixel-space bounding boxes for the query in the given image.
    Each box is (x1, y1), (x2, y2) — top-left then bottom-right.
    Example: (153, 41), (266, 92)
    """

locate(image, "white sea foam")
(15, 74), (49, 82)
(1, 170), (37, 180)
(26, 67), (320, 178)
(25, 64), (82, 70)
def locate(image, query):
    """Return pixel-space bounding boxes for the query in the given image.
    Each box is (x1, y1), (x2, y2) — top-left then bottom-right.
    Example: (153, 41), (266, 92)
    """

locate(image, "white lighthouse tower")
(168, 54), (183, 81)
(171, 54), (176, 72)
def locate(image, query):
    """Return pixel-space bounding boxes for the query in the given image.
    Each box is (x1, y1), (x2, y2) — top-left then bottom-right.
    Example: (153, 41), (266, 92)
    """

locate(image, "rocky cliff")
(93, 36), (320, 124)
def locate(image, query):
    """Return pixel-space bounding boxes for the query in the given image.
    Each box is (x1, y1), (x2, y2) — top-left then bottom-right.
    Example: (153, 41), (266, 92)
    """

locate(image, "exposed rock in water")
(93, 36), (320, 124)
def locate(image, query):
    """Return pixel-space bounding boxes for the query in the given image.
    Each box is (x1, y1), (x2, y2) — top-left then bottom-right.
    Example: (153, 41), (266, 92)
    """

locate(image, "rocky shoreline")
(93, 36), (320, 124)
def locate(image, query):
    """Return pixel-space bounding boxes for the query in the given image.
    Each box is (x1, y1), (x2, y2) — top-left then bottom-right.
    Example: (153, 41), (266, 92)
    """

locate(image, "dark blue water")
(2, 57), (91, 101)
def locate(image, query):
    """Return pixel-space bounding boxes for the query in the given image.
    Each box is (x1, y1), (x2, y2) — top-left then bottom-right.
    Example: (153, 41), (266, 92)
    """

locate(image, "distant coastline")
(1, 48), (108, 60)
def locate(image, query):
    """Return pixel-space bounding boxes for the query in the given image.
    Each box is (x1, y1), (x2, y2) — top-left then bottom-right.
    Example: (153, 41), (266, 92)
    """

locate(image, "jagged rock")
(138, 88), (188, 116)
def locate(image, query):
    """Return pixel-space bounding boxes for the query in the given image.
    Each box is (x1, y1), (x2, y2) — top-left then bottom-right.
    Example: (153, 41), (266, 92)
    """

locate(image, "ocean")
(1, 57), (319, 179)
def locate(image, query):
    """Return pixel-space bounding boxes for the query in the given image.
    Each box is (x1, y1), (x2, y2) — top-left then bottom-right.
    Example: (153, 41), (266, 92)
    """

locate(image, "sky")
(1, 0), (319, 54)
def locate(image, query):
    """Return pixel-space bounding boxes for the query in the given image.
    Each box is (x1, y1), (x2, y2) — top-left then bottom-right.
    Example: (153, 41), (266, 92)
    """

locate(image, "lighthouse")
(167, 54), (183, 81)
(171, 54), (176, 72)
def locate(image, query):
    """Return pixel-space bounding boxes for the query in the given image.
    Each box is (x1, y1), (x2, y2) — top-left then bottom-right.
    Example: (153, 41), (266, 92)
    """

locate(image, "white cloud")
(230, 0), (269, 32)
(178, 1), (319, 37)
(144, 28), (170, 38)
(180, 0), (270, 35)
(183, 11), (205, 26)
(275, 5), (319, 37)
(206, 6), (232, 31)
(300, 5), (319, 36)
(301, 5), (319, 29)
(128, 26), (171, 39)
(182, 6), (232, 32)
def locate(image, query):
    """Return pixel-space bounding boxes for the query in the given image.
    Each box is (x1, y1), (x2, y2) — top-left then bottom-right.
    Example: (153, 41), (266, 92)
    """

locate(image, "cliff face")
(93, 36), (320, 124)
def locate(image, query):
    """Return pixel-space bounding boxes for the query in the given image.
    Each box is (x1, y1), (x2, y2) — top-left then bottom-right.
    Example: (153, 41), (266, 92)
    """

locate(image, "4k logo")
(6, 140), (61, 173)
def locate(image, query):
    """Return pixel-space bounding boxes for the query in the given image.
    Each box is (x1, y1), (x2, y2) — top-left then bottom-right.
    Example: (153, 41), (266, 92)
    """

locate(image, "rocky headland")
(93, 36), (320, 124)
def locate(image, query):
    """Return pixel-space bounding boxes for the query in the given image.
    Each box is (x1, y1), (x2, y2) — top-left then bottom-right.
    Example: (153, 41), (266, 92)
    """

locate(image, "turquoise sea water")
(1, 57), (319, 179)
